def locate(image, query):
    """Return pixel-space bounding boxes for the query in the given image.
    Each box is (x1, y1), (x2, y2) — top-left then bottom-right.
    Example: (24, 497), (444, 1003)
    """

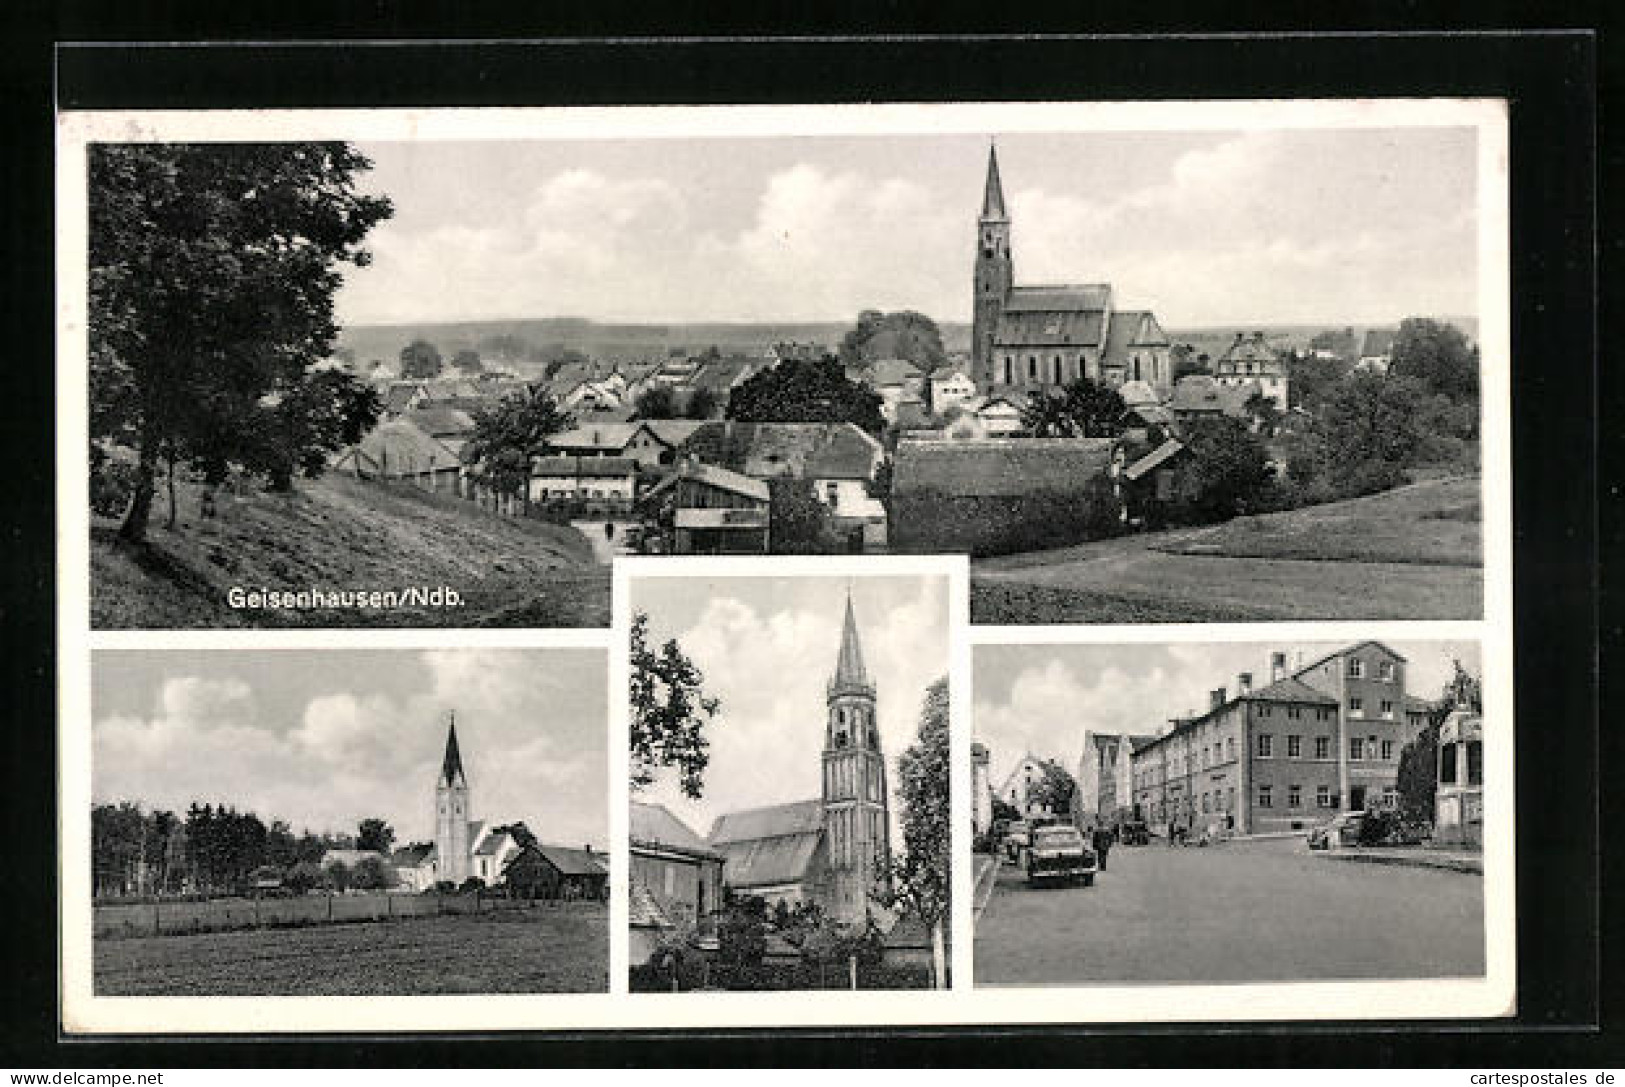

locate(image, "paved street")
(974, 837), (1485, 985)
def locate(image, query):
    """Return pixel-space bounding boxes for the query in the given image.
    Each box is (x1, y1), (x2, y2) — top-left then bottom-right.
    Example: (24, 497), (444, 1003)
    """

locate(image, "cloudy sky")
(630, 573), (948, 839)
(974, 639), (1482, 789)
(334, 126), (1478, 329)
(92, 648), (607, 849)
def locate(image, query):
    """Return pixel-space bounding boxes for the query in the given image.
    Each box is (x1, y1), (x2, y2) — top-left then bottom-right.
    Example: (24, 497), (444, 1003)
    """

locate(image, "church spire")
(834, 591), (868, 687)
(440, 713), (465, 787)
(981, 142), (1008, 221)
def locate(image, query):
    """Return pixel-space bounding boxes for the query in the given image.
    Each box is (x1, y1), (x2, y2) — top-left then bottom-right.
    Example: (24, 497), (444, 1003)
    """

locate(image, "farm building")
(501, 843), (609, 900)
(332, 420), (464, 490)
(630, 801), (725, 962)
(639, 461), (771, 555)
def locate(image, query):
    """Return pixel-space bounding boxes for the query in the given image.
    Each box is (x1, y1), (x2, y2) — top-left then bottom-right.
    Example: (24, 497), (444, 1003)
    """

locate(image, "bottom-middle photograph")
(623, 568), (951, 992)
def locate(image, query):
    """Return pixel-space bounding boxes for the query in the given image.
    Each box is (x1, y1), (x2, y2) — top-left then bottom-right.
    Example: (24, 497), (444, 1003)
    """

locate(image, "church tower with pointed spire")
(972, 142), (1014, 382)
(821, 592), (892, 923)
(434, 713), (472, 886)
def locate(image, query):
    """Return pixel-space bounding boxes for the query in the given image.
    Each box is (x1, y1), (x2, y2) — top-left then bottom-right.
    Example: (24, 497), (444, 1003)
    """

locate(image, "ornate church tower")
(434, 714), (472, 886)
(821, 593), (892, 924)
(972, 142), (1014, 384)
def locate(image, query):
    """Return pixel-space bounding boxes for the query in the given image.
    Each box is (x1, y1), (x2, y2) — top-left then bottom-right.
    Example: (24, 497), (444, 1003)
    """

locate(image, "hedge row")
(889, 480), (1121, 557)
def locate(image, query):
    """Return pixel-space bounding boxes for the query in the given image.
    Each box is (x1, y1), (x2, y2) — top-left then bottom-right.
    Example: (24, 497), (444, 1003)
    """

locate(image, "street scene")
(971, 638), (1486, 985)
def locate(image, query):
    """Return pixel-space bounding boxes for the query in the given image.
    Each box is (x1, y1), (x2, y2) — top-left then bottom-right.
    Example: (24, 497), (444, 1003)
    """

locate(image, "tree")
(684, 386), (720, 420)
(991, 796), (1021, 825)
(887, 677), (951, 988)
(1019, 377), (1127, 438)
(463, 389), (572, 511)
(351, 855), (394, 891)
(629, 612), (721, 798)
(88, 142), (393, 541)
(837, 309), (948, 374)
(768, 478), (841, 554)
(238, 367), (382, 492)
(325, 859), (352, 893)
(1171, 346), (1211, 383)
(1284, 349), (1353, 413)
(717, 894), (769, 974)
(356, 818), (395, 854)
(449, 348), (484, 375)
(634, 384), (678, 420)
(1388, 317), (1479, 403)
(399, 339), (444, 379)
(1317, 371), (1428, 473)
(1396, 660), (1483, 825)
(1242, 390), (1283, 438)
(490, 822), (539, 849)
(1027, 759), (1077, 818)
(1171, 416), (1274, 522)
(726, 357), (885, 436)
(283, 859), (326, 894)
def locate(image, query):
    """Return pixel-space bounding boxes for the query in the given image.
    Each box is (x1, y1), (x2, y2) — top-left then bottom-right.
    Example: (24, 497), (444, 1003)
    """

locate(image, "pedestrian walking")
(1093, 826), (1113, 871)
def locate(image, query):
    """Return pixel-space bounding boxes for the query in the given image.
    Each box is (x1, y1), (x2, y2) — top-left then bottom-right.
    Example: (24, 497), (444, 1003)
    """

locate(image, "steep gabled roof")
(535, 844), (607, 876)
(981, 143), (1008, 220)
(1243, 676), (1339, 706)
(473, 830), (514, 857)
(440, 719), (466, 787)
(630, 801), (721, 859)
(833, 593), (869, 687)
(1002, 284), (1112, 313)
(709, 799), (824, 845)
(712, 831), (824, 890)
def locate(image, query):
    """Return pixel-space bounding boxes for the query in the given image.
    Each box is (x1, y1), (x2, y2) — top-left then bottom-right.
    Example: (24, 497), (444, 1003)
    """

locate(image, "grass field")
(94, 903), (608, 995)
(91, 474), (610, 628)
(972, 475), (1482, 624)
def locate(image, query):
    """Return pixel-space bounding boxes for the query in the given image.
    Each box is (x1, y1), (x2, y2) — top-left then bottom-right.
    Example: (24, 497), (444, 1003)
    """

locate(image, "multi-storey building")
(1129, 642), (1430, 835)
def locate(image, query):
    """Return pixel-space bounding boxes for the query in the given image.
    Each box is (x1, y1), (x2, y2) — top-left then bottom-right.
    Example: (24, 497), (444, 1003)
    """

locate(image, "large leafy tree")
(462, 389), (572, 511)
(1027, 759), (1077, 817)
(1284, 349), (1353, 412)
(356, 817), (395, 854)
(1317, 370), (1428, 471)
(1173, 416), (1275, 522)
(726, 357), (885, 435)
(837, 309), (948, 373)
(399, 339), (444, 379)
(1388, 317), (1479, 403)
(89, 142), (392, 541)
(1020, 377), (1127, 438)
(887, 677), (951, 988)
(628, 612), (721, 798)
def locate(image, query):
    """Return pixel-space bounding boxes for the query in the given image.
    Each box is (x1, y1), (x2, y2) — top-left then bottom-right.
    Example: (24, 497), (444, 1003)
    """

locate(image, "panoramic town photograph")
(88, 647), (609, 995)
(971, 638), (1485, 985)
(624, 571), (950, 990)
(84, 121), (1484, 628)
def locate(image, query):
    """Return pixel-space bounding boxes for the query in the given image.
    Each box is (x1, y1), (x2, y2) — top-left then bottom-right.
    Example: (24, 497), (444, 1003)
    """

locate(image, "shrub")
(891, 477), (1121, 556)
(1357, 809), (1400, 846)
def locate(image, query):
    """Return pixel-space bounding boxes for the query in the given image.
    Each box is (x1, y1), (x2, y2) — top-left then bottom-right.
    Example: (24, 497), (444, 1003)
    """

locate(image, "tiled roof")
(529, 455), (638, 478)
(535, 844), (607, 876)
(1003, 284), (1112, 312)
(546, 423), (639, 451)
(1168, 376), (1249, 416)
(893, 437), (1114, 498)
(1217, 333), (1281, 367)
(1122, 438), (1186, 482)
(713, 831), (824, 889)
(1404, 695), (1439, 715)
(390, 844), (435, 868)
(867, 357), (925, 387)
(994, 309), (1106, 348)
(473, 831), (513, 857)
(684, 461), (770, 502)
(630, 802), (720, 859)
(690, 358), (757, 393)
(405, 405), (477, 437)
(1116, 380), (1160, 407)
(347, 421), (462, 475)
(1243, 676), (1339, 706)
(637, 420), (708, 447)
(1291, 640), (1407, 680)
(682, 422), (880, 482)
(709, 799), (825, 845)
(629, 882), (674, 929)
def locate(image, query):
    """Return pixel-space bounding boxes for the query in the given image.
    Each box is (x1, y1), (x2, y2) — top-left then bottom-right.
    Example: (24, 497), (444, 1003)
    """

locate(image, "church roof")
(473, 829), (513, 857)
(1100, 311), (1170, 371)
(709, 798), (825, 845)
(711, 826), (825, 890)
(834, 594), (869, 687)
(981, 143), (1008, 220)
(994, 309), (1107, 348)
(1003, 284), (1112, 313)
(441, 720), (466, 787)
(630, 801), (721, 859)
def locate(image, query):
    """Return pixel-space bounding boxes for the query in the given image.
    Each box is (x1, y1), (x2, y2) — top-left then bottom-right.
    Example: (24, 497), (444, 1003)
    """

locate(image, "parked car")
(1307, 810), (1367, 850)
(1025, 824), (1098, 887)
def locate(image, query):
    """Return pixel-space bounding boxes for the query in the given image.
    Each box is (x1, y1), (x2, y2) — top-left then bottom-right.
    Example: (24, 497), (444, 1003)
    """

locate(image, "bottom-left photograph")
(86, 647), (609, 996)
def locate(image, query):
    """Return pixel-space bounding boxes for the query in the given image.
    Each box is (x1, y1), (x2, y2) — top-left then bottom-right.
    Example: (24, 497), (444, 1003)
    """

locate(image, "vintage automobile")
(1118, 819), (1151, 846)
(1025, 824), (1098, 887)
(1002, 820), (1032, 864)
(1307, 810), (1367, 850)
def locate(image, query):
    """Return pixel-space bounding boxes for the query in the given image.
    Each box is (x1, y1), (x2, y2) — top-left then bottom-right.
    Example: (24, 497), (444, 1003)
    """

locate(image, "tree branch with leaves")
(629, 612), (721, 798)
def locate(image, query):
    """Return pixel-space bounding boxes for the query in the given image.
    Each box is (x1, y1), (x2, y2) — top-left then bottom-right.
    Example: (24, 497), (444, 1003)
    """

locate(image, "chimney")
(583, 844), (592, 855)
(1270, 652), (1287, 682)
(1238, 672), (1253, 695)
(1210, 687), (1226, 710)
(1233, 332), (1244, 343)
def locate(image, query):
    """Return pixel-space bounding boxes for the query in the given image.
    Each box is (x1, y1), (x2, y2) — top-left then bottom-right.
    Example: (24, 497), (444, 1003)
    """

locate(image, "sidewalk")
(972, 853), (1000, 919)
(1312, 846), (1483, 874)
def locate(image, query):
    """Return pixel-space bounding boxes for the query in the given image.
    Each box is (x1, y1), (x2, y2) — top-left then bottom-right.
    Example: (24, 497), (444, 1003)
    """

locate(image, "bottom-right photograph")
(971, 637), (1486, 987)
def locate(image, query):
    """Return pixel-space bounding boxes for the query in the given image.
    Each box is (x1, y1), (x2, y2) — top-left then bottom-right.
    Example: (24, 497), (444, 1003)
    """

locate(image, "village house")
(928, 368), (978, 415)
(1358, 329), (1397, 371)
(1214, 331), (1290, 411)
(402, 405), (477, 460)
(527, 455), (638, 511)
(638, 460), (771, 554)
(332, 420), (464, 492)
(501, 843), (609, 901)
(629, 801), (726, 963)
(1168, 374), (1252, 424)
(994, 753), (1060, 820)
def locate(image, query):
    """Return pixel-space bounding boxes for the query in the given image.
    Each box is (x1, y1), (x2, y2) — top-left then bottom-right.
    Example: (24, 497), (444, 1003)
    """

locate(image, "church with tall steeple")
(706, 592), (893, 926)
(972, 143), (1173, 397)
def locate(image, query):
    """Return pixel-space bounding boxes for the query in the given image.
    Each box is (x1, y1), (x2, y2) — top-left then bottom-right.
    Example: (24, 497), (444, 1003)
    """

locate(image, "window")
(1288, 785), (1302, 808)
(1202, 793), (1211, 814)
(1317, 785), (1332, 808)
(663, 866), (675, 897)
(1258, 785), (1273, 808)
(1349, 696), (1363, 716)
(1316, 736), (1330, 759)
(1288, 706), (1302, 720)
(1347, 657), (1365, 678)
(1467, 741), (1483, 786)
(1053, 356), (1062, 384)
(1003, 357), (1013, 384)
(1228, 786), (1236, 811)
(1287, 735), (1302, 758)
(1440, 742), (1459, 784)
(1381, 739), (1395, 760)
(825, 481), (839, 504)
(1379, 660), (1395, 681)
(1257, 734), (1273, 757)
(1350, 737), (1365, 760)
(1028, 356), (1037, 379)
(1226, 737), (1236, 761)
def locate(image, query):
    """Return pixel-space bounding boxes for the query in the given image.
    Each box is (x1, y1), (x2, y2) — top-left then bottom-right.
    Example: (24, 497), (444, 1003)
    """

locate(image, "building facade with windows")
(1128, 642), (1428, 836)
